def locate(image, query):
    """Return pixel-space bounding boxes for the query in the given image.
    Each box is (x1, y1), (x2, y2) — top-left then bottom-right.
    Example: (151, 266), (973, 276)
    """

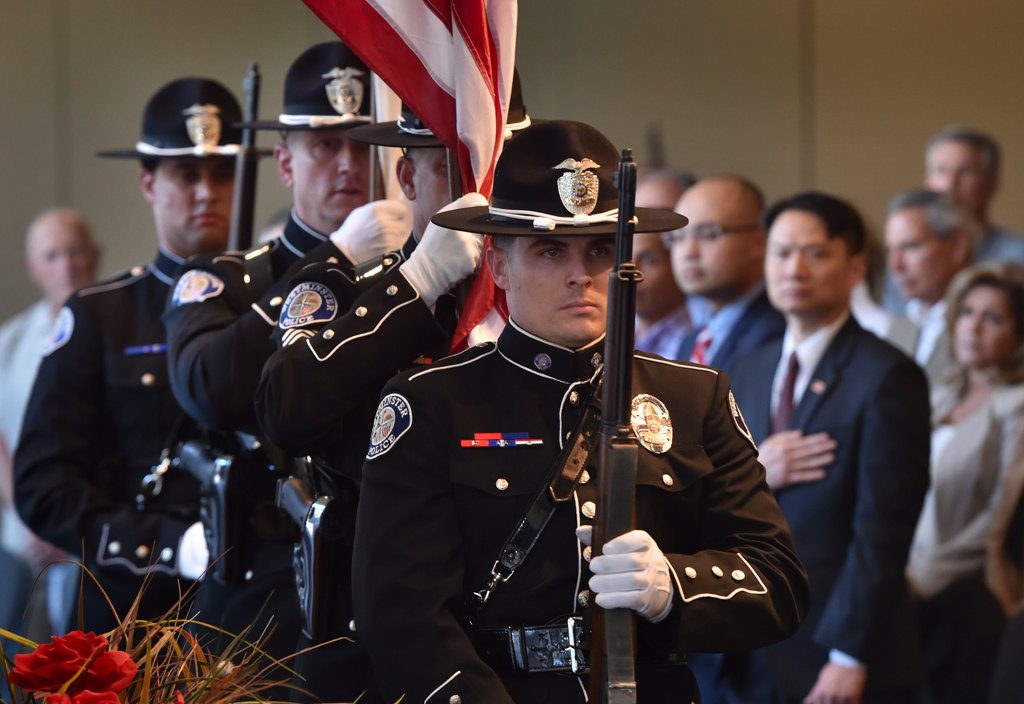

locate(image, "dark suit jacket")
(730, 316), (929, 698)
(677, 289), (785, 376)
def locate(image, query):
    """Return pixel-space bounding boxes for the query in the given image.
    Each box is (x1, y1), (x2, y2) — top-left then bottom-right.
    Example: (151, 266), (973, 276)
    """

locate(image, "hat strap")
(135, 141), (240, 157)
(488, 205), (626, 231)
(503, 115), (532, 140)
(278, 113), (372, 128)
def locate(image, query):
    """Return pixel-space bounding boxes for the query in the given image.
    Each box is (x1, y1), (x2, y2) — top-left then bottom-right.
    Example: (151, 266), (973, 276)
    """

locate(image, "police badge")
(630, 394), (673, 454)
(182, 104), (222, 151)
(554, 158), (601, 215)
(322, 67), (365, 117)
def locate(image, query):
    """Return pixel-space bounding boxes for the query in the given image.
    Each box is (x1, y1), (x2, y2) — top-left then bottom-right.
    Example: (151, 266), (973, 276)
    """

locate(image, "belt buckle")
(566, 616), (588, 674)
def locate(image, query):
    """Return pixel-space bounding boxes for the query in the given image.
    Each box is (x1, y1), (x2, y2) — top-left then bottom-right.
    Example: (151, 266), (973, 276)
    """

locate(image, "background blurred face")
(634, 231), (684, 323)
(954, 285), (1021, 372)
(397, 148), (449, 240)
(766, 209), (864, 328)
(670, 179), (765, 307)
(277, 128), (369, 234)
(26, 210), (99, 308)
(140, 157), (233, 258)
(488, 235), (614, 348)
(925, 140), (996, 222)
(885, 207), (968, 305)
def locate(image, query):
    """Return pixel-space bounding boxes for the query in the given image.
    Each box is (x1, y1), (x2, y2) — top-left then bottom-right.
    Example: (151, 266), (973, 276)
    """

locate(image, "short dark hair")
(764, 191), (866, 255)
(140, 157), (160, 173)
(926, 126), (1001, 179)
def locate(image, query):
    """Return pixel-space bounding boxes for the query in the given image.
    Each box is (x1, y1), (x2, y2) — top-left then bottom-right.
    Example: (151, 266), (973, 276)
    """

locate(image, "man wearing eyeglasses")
(668, 176), (785, 375)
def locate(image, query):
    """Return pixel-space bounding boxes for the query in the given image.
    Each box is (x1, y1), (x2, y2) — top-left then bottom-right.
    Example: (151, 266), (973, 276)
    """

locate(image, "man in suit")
(884, 188), (977, 387)
(668, 176), (784, 375)
(730, 191), (930, 703)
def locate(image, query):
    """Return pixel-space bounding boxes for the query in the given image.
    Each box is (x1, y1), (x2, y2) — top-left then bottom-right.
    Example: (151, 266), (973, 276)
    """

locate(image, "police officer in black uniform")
(14, 78), (240, 633)
(350, 120), (810, 703)
(162, 42), (413, 666)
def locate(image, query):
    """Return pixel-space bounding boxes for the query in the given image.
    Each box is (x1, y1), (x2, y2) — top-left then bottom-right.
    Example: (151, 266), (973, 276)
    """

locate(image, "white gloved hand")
(330, 199), (412, 265)
(177, 521), (209, 581)
(577, 526), (675, 623)
(399, 192), (488, 307)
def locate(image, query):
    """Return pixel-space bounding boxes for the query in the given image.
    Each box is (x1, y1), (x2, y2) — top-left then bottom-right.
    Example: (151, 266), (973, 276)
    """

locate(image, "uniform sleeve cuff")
(828, 648), (865, 669)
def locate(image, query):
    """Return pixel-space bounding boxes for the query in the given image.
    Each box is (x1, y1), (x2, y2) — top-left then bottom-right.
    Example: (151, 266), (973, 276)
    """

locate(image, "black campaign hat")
(97, 78), (242, 159)
(240, 41), (372, 131)
(347, 69), (532, 149)
(432, 120), (687, 236)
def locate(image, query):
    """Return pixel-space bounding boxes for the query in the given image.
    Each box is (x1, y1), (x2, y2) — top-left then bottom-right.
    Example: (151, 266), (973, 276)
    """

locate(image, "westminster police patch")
(367, 393), (413, 460)
(729, 390), (757, 451)
(43, 306), (75, 356)
(172, 269), (225, 306)
(279, 282), (338, 330)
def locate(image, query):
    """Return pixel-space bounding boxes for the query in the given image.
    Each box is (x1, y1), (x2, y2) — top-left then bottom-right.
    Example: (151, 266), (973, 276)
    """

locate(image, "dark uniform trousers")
(255, 234), (457, 703)
(15, 251), (199, 633)
(163, 215), (347, 663)
(350, 322), (810, 704)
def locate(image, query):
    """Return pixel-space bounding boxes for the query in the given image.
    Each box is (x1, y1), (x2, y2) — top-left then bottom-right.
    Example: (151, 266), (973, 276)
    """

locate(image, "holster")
(177, 441), (245, 583)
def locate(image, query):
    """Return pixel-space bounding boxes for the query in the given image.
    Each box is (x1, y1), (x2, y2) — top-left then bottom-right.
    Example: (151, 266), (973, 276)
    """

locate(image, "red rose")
(172, 691), (185, 704)
(10, 630), (136, 695)
(72, 691), (122, 704)
(44, 695), (72, 704)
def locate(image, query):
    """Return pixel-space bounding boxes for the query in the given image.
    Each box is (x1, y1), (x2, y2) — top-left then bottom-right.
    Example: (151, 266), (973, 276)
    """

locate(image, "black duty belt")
(473, 616), (588, 674)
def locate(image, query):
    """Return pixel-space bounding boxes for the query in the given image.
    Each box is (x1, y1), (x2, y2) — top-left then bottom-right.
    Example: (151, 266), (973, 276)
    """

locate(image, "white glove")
(330, 200), (412, 265)
(177, 521), (209, 581)
(577, 526), (675, 623)
(399, 192), (488, 307)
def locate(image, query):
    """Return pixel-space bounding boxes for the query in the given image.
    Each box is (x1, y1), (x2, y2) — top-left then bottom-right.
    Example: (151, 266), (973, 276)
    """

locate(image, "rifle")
(228, 62), (261, 251)
(588, 148), (642, 703)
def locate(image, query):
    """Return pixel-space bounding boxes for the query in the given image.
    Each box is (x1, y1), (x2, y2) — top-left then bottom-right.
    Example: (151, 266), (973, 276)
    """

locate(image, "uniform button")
(495, 478), (509, 491)
(141, 372), (155, 386)
(269, 296), (283, 306)
(569, 390), (580, 405)
(245, 569), (254, 581)
(581, 501), (596, 519)
(135, 545), (150, 559)
(323, 329), (335, 340)
(449, 696), (461, 704)
(386, 285), (399, 296)
(327, 256), (339, 264)
(108, 541), (121, 555)
(243, 274), (252, 284)
(583, 546), (592, 562)
(160, 547), (174, 563)
(348, 619), (357, 632)
(578, 469), (590, 485)
(712, 566), (724, 578)
(383, 257), (394, 266)
(591, 352), (602, 368)
(684, 566), (697, 579)
(355, 306), (368, 317)
(577, 590), (590, 607)
(131, 265), (145, 276)
(731, 569), (746, 581)
(661, 473), (674, 487)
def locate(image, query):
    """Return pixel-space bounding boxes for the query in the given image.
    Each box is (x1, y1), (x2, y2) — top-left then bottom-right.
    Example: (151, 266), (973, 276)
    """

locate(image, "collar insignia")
(182, 104), (222, 150)
(554, 158), (600, 215)
(630, 394), (673, 454)
(322, 67), (365, 117)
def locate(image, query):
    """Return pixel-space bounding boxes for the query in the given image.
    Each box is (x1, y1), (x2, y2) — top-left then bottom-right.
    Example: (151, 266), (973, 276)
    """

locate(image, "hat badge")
(183, 104), (222, 151)
(554, 158), (600, 216)
(322, 67), (365, 117)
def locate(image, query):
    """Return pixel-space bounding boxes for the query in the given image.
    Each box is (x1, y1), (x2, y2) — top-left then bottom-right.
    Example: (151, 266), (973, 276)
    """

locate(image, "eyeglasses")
(662, 222), (760, 246)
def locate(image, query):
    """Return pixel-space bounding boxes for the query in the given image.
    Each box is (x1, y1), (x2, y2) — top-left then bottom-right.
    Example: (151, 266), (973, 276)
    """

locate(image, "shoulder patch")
(279, 282), (338, 330)
(172, 269), (225, 306)
(43, 306), (75, 356)
(728, 390), (757, 451)
(366, 393), (413, 460)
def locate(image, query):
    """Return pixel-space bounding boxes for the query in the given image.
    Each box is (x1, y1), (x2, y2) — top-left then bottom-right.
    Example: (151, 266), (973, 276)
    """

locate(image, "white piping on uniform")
(498, 350), (572, 384)
(572, 490), (584, 614)
(635, 352), (719, 375)
(423, 671), (461, 704)
(673, 552), (769, 603)
(309, 292), (423, 363)
(149, 264), (174, 285)
(95, 523), (176, 576)
(78, 268), (149, 296)
(408, 344), (497, 381)
(250, 303), (277, 327)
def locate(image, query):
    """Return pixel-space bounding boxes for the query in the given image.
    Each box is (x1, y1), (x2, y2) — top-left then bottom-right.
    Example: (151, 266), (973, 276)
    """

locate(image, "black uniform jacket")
(730, 316), (930, 697)
(351, 321), (809, 704)
(15, 251), (197, 631)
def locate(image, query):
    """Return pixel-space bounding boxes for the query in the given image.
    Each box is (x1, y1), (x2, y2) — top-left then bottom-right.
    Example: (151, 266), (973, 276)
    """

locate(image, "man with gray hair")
(924, 126), (1024, 262)
(885, 188), (978, 385)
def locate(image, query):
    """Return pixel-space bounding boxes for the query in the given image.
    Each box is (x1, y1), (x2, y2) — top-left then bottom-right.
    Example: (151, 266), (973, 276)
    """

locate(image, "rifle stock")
(589, 149), (641, 703)
(229, 62), (261, 251)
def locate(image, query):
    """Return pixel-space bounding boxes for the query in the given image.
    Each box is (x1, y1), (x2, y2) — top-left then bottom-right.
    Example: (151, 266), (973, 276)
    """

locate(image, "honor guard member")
(162, 42), (410, 661)
(253, 84), (531, 700)
(350, 120), (810, 704)
(14, 78), (240, 633)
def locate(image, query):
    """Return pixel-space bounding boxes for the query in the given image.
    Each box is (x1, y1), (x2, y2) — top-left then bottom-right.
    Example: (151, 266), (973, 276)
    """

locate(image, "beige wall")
(3, 0), (1022, 321)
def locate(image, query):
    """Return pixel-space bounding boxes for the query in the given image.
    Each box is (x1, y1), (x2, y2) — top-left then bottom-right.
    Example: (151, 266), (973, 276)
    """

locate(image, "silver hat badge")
(322, 67), (365, 116)
(554, 158), (601, 215)
(183, 104), (222, 150)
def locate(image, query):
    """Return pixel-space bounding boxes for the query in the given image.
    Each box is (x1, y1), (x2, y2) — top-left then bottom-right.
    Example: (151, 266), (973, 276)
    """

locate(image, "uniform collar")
(151, 248), (185, 285)
(497, 319), (605, 384)
(280, 211), (328, 257)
